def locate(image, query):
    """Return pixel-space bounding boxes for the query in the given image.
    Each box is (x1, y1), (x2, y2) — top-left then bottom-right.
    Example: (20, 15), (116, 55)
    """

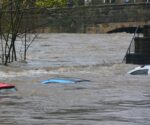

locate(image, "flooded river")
(0, 33), (150, 125)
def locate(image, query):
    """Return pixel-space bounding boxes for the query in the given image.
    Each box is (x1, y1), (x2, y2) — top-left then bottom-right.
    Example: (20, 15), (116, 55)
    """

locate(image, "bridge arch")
(85, 22), (150, 33)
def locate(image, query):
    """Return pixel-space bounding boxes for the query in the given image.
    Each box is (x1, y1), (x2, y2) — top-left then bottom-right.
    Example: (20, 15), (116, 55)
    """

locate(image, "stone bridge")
(1, 3), (149, 33)
(42, 3), (150, 33)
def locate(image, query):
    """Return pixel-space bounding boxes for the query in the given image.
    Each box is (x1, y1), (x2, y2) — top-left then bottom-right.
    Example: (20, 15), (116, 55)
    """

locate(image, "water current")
(0, 33), (150, 125)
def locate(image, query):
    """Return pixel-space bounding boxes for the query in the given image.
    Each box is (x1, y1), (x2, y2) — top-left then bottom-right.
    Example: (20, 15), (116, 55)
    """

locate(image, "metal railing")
(67, 0), (150, 7)
(122, 26), (140, 63)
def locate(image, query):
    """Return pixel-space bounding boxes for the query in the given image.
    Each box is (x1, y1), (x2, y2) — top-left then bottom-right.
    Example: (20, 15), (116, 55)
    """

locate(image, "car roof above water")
(128, 65), (150, 75)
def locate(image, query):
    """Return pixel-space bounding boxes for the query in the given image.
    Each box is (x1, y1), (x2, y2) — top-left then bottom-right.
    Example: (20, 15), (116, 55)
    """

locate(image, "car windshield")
(130, 69), (148, 75)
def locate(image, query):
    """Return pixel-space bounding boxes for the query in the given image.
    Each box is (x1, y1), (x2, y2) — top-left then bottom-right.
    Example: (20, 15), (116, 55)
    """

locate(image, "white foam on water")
(0, 69), (54, 78)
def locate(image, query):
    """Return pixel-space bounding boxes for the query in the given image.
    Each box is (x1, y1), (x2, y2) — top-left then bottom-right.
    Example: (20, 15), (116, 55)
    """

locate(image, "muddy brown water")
(0, 33), (150, 125)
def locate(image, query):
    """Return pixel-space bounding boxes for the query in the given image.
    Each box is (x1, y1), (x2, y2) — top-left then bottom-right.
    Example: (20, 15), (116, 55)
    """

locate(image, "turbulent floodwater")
(0, 33), (150, 125)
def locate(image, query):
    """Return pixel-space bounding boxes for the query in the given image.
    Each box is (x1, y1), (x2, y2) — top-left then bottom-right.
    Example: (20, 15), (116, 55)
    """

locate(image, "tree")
(0, 0), (38, 65)
(35, 0), (80, 8)
(35, 0), (67, 8)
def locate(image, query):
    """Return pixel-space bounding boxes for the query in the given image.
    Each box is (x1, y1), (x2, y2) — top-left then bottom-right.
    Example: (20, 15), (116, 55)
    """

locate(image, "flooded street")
(0, 33), (150, 125)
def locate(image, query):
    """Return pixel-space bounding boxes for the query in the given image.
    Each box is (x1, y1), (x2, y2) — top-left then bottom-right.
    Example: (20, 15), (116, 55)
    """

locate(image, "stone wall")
(45, 3), (150, 33)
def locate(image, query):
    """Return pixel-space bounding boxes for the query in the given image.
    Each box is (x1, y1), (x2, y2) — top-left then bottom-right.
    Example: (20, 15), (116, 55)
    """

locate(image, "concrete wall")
(125, 25), (150, 64)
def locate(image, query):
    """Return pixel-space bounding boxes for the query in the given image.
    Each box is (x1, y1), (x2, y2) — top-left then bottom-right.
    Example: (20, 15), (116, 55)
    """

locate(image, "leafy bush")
(35, 0), (67, 8)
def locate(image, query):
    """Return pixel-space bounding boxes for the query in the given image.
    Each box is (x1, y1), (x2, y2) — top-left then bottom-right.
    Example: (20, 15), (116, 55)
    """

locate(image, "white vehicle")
(128, 65), (150, 75)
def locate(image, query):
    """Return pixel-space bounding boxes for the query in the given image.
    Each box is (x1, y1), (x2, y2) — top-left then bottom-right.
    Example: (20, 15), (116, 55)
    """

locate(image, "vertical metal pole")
(24, 29), (27, 61)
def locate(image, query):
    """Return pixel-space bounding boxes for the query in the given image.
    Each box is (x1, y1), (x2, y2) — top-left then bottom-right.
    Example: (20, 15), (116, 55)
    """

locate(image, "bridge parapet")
(47, 3), (150, 23)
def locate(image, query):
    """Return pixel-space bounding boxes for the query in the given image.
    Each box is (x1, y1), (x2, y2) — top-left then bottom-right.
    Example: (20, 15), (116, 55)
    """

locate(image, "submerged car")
(41, 77), (90, 84)
(0, 82), (17, 93)
(128, 65), (150, 75)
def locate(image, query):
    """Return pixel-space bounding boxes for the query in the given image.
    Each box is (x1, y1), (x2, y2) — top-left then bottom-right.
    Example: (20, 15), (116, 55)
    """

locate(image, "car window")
(130, 69), (148, 75)
(0, 88), (17, 93)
